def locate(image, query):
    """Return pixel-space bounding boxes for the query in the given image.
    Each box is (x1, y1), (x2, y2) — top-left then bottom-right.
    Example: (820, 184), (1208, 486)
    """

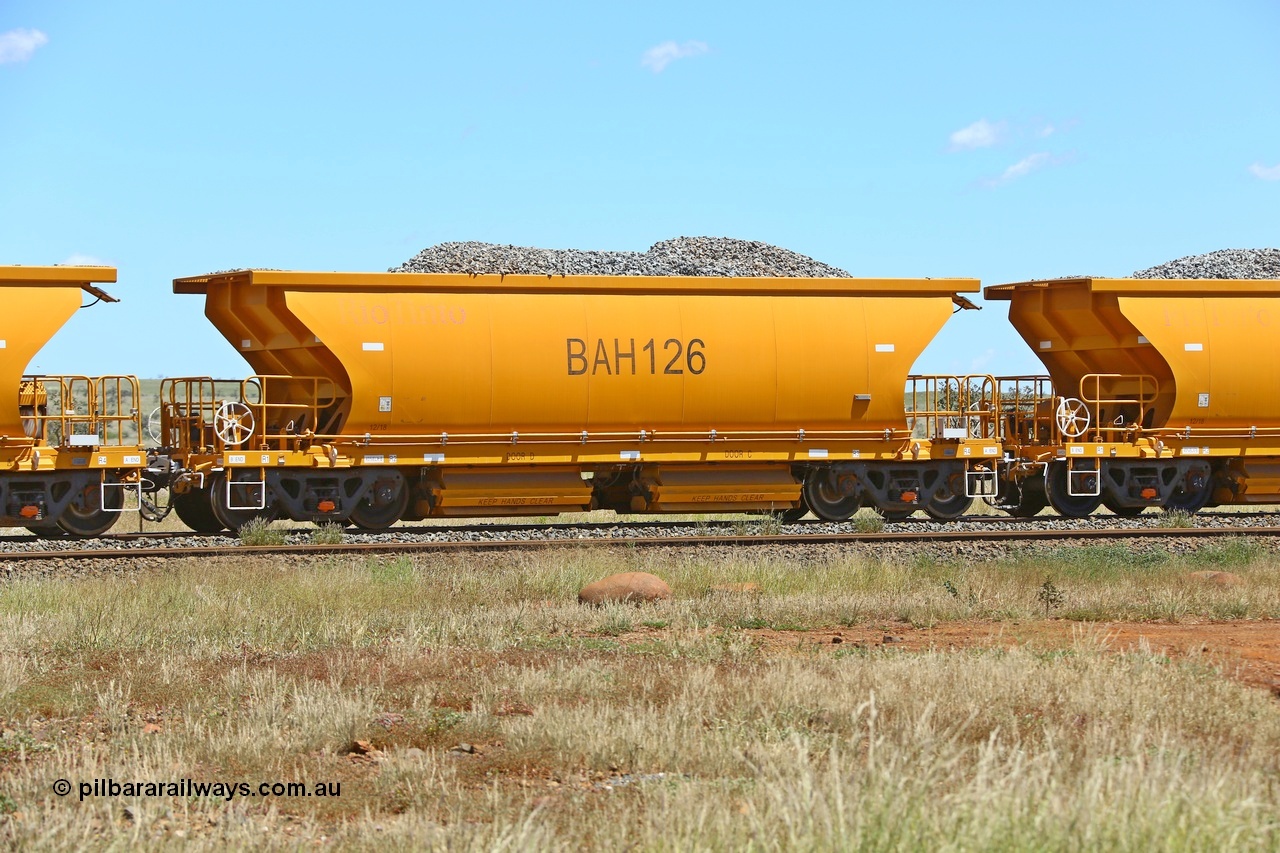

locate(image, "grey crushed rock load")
(1133, 248), (1280, 279)
(394, 237), (850, 277)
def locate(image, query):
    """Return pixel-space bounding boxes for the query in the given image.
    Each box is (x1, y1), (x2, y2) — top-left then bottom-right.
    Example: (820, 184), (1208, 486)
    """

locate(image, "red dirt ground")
(740, 620), (1280, 694)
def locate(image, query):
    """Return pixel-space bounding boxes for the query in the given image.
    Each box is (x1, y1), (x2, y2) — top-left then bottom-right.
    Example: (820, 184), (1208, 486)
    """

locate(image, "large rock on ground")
(578, 572), (671, 605)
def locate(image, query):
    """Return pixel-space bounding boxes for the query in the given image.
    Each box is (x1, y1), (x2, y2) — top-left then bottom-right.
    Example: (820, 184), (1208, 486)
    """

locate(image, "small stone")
(344, 739), (385, 760)
(376, 712), (405, 730)
(401, 747), (426, 760)
(831, 636), (843, 644)
(882, 635), (904, 644)
(579, 572), (671, 605)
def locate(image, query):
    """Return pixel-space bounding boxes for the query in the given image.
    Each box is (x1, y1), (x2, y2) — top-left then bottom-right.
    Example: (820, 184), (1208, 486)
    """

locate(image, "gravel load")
(1133, 248), (1280, 279)
(394, 237), (851, 278)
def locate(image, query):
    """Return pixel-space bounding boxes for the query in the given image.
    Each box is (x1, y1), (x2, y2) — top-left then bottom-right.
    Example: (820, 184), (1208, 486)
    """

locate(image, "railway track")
(2, 523), (1279, 563)
(2, 508), (1280, 547)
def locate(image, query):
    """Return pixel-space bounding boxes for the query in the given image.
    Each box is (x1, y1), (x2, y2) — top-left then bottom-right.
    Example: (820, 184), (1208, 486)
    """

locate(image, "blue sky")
(2, 1), (1278, 378)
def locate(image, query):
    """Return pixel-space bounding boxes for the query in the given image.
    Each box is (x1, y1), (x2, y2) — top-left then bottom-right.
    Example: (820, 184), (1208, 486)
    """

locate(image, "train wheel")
(801, 470), (860, 522)
(210, 472), (277, 533)
(349, 475), (408, 530)
(1046, 462), (1101, 518)
(56, 477), (123, 538)
(1163, 475), (1211, 514)
(172, 489), (225, 533)
(924, 475), (972, 521)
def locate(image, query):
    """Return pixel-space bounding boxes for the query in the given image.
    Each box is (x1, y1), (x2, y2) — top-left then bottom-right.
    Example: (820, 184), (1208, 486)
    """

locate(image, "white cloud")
(641, 40), (709, 73)
(948, 119), (1004, 151)
(982, 152), (1055, 188)
(61, 253), (108, 266)
(1250, 162), (1280, 181)
(0, 28), (48, 64)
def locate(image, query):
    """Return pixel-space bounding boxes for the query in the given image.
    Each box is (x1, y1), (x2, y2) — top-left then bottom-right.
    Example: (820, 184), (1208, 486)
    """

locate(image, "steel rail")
(2, 509), (1278, 547)
(3, 525), (1279, 563)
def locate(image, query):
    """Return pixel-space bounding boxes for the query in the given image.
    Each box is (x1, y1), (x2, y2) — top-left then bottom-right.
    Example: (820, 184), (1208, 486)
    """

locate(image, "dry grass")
(0, 543), (1276, 848)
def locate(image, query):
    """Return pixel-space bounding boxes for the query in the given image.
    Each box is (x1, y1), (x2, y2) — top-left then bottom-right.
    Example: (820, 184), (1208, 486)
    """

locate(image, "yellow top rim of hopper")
(985, 277), (1280, 299)
(0, 265), (118, 302)
(174, 269), (981, 298)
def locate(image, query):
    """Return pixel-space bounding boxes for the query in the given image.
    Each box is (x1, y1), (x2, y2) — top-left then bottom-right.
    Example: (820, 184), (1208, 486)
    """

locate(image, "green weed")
(310, 523), (345, 545)
(1157, 509), (1196, 529)
(853, 514), (886, 534)
(237, 517), (286, 546)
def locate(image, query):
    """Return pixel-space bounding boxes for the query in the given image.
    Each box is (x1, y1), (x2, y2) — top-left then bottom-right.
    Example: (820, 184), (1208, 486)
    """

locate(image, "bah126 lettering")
(567, 338), (705, 376)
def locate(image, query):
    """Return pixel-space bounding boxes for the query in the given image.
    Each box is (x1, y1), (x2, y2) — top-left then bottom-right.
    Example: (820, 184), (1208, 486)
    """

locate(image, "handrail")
(1150, 425), (1280, 439)
(905, 374), (999, 440)
(302, 427), (916, 446)
(18, 374), (141, 448)
(993, 375), (1056, 446)
(160, 374), (339, 452)
(1072, 373), (1158, 441)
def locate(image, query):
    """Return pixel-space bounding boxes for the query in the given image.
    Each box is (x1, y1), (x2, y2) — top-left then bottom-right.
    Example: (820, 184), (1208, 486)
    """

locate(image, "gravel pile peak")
(1132, 248), (1280, 279)
(394, 237), (850, 278)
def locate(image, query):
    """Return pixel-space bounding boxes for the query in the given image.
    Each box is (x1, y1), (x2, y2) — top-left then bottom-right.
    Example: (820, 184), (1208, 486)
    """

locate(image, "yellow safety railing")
(17, 375), (141, 448)
(159, 375), (340, 453)
(305, 427), (915, 446)
(905, 375), (999, 440)
(994, 376), (1056, 446)
(1073, 373), (1159, 440)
